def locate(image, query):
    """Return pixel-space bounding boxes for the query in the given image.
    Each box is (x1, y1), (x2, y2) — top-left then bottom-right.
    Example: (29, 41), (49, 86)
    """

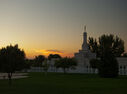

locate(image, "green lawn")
(0, 72), (127, 94)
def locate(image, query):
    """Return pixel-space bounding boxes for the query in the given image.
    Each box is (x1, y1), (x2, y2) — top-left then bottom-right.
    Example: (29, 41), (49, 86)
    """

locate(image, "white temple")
(74, 26), (96, 73)
(29, 26), (127, 75)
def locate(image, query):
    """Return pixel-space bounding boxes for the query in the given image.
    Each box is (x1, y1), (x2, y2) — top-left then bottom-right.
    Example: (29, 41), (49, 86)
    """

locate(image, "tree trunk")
(93, 69), (95, 74)
(45, 70), (47, 77)
(63, 68), (66, 74)
(8, 73), (12, 86)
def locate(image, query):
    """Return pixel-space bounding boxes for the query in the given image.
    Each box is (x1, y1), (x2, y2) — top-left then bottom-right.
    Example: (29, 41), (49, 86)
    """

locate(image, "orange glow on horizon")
(25, 49), (74, 59)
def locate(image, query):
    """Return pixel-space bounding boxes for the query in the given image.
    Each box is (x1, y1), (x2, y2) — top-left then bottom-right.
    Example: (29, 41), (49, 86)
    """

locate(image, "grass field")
(0, 72), (127, 94)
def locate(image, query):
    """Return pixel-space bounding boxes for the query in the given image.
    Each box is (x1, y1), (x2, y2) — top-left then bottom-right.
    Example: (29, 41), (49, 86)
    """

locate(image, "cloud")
(35, 49), (64, 55)
(46, 49), (63, 53)
(27, 49), (74, 58)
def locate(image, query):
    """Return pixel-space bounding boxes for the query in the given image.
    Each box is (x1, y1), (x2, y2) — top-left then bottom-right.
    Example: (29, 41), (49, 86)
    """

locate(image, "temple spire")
(84, 25), (86, 32)
(82, 25), (89, 51)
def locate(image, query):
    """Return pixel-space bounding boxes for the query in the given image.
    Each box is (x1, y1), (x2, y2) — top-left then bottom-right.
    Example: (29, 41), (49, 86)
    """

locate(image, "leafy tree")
(48, 54), (61, 72)
(88, 37), (99, 56)
(48, 54), (61, 60)
(42, 59), (50, 76)
(0, 44), (25, 85)
(90, 59), (100, 73)
(23, 59), (33, 72)
(54, 57), (77, 73)
(88, 34), (124, 57)
(34, 55), (45, 67)
(98, 51), (119, 78)
(98, 35), (119, 77)
(69, 58), (78, 70)
(99, 35), (124, 57)
(88, 34), (123, 77)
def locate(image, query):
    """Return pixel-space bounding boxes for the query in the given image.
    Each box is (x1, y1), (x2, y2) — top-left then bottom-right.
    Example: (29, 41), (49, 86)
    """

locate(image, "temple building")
(74, 26), (127, 74)
(74, 26), (96, 73)
(30, 26), (127, 75)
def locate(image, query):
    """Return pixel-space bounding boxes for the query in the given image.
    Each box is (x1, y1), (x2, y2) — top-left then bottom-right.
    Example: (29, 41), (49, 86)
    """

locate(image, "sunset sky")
(0, 0), (127, 58)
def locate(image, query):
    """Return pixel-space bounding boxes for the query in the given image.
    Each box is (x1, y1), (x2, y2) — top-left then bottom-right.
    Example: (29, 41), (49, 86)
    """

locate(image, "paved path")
(0, 73), (28, 79)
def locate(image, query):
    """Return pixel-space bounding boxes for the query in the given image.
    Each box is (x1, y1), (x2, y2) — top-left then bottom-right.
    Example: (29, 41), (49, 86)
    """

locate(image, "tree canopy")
(90, 59), (100, 69)
(88, 34), (121, 77)
(34, 55), (45, 67)
(42, 59), (50, 76)
(54, 57), (77, 73)
(88, 34), (124, 57)
(0, 44), (25, 85)
(48, 54), (61, 60)
(98, 51), (119, 78)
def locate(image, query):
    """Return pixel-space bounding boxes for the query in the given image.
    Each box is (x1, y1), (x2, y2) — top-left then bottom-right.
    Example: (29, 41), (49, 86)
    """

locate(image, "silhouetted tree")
(54, 57), (77, 73)
(98, 51), (119, 78)
(99, 35), (124, 57)
(98, 35), (119, 77)
(88, 37), (99, 56)
(88, 34), (124, 57)
(48, 54), (61, 60)
(48, 54), (61, 72)
(34, 55), (45, 67)
(90, 59), (100, 73)
(0, 44), (25, 85)
(88, 34), (123, 77)
(23, 59), (33, 72)
(42, 59), (50, 76)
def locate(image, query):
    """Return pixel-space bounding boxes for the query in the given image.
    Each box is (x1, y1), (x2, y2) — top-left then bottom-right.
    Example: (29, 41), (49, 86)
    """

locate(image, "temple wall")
(117, 57), (127, 75)
(28, 57), (127, 75)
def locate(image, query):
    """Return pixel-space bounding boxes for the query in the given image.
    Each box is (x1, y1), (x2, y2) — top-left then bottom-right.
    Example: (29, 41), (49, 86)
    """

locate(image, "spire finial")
(84, 25), (86, 32)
